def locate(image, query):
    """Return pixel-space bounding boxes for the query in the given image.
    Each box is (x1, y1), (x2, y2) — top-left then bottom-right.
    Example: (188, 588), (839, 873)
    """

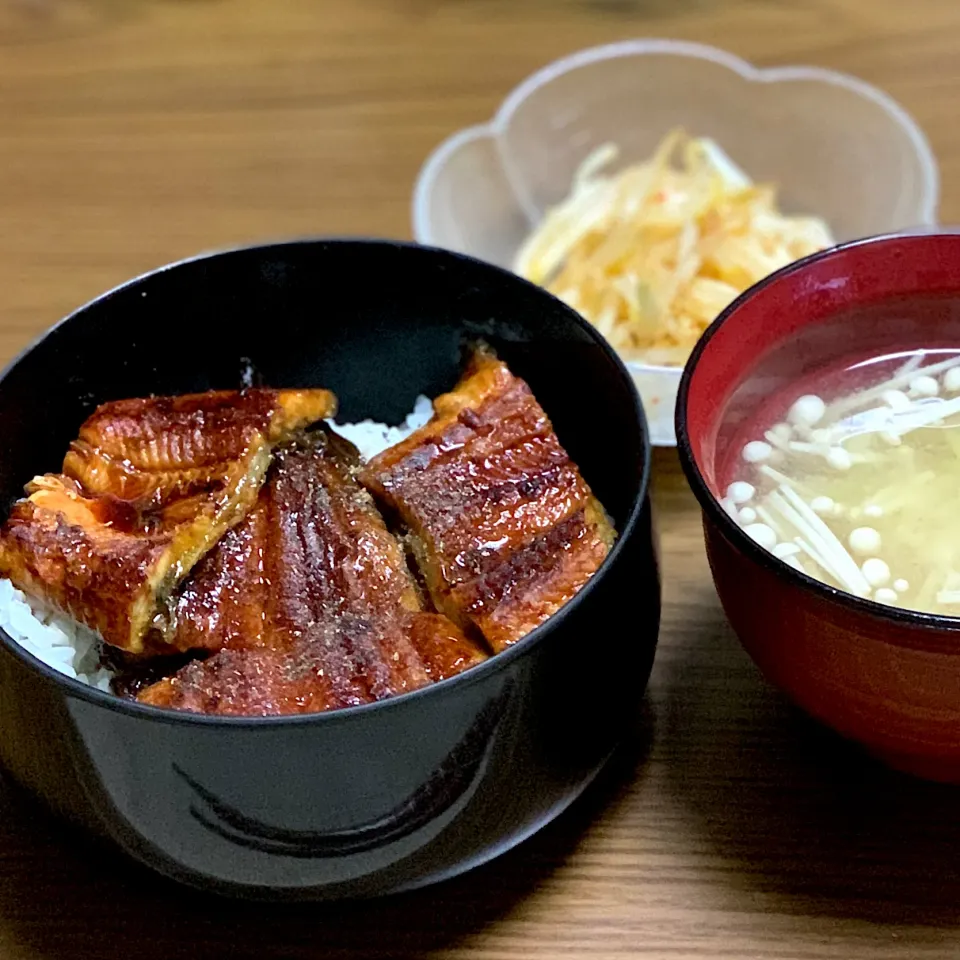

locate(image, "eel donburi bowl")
(0, 240), (659, 898)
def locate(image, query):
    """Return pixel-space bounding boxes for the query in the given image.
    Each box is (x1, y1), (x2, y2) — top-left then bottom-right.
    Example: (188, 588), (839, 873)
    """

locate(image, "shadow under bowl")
(0, 239), (660, 898)
(677, 231), (960, 783)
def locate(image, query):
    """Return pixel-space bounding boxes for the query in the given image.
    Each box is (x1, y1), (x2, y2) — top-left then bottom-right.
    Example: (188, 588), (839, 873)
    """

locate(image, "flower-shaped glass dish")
(412, 39), (939, 445)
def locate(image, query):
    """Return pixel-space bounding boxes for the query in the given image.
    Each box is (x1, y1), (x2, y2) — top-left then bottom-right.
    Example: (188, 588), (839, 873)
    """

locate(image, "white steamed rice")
(0, 396), (434, 689)
(0, 578), (113, 688)
(325, 394), (433, 461)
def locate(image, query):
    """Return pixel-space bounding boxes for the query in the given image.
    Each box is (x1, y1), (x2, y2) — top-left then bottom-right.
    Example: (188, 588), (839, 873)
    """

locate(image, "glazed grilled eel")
(138, 430), (486, 715)
(0, 389), (335, 653)
(360, 347), (615, 652)
(0, 350), (613, 716)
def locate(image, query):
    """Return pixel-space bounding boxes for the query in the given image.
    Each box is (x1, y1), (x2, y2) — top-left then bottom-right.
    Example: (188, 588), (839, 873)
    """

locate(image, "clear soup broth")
(718, 295), (960, 617)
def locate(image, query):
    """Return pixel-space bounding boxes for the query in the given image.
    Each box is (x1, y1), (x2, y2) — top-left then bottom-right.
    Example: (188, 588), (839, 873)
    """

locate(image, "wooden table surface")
(1, 0), (960, 956)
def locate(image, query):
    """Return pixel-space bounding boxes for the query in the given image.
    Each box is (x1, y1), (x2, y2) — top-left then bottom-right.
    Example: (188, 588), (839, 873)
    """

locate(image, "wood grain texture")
(1, 0), (960, 956)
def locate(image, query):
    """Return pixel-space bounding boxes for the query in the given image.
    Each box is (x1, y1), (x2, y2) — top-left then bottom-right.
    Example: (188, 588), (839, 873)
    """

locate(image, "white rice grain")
(326, 394), (433, 461)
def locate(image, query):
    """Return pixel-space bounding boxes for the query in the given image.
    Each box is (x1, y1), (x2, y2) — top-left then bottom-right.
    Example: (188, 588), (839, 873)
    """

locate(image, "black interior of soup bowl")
(0, 240), (657, 899)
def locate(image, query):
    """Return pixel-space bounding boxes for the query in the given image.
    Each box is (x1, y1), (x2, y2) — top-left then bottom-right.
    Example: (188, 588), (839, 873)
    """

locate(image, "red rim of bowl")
(676, 231), (960, 637)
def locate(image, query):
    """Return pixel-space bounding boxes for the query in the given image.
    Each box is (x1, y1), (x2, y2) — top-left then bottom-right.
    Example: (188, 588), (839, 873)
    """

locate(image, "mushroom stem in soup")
(722, 348), (960, 616)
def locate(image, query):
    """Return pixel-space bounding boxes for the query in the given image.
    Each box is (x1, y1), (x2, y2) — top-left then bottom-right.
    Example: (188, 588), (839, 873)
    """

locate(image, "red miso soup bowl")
(676, 232), (960, 783)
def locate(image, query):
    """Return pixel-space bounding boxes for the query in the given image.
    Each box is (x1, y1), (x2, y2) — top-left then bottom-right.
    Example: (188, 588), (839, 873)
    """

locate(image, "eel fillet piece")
(138, 430), (486, 716)
(0, 389), (335, 653)
(359, 347), (616, 652)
